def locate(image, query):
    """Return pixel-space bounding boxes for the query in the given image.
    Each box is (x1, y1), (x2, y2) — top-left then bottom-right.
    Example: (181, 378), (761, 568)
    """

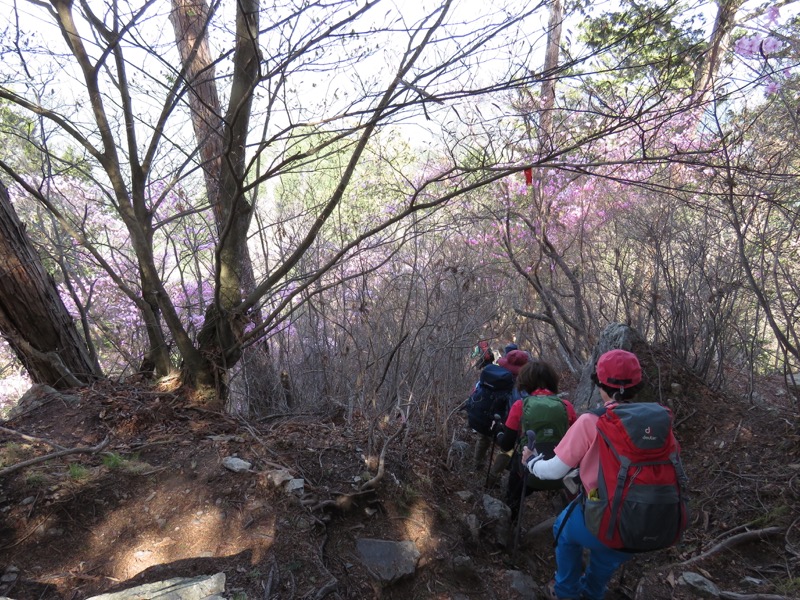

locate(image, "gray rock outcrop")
(356, 538), (420, 585)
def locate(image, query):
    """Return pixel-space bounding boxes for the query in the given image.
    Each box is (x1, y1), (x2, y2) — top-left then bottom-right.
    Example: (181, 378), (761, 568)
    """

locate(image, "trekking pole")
(513, 430), (536, 554)
(484, 414), (502, 489)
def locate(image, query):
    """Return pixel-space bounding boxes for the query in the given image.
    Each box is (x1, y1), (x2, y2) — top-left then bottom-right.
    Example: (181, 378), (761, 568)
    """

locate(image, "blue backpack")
(466, 364), (514, 436)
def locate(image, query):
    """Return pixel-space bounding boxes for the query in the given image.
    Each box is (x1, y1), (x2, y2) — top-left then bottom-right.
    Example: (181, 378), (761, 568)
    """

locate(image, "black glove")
(496, 425), (516, 452)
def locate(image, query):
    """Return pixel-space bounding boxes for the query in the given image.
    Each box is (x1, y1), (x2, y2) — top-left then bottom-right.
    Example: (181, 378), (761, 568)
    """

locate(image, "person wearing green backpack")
(496, 360), (577, 521)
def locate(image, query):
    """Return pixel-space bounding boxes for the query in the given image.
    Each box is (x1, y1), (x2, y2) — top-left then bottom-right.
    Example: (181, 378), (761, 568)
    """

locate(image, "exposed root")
(672, 526), (785, 568)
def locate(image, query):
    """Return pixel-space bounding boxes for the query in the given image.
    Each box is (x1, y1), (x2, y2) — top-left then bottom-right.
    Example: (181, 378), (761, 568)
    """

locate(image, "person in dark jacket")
(471, 351), (530, 475)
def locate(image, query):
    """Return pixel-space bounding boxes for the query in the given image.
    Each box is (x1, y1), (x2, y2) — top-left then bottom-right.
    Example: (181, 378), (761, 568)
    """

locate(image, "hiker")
(484, 350), (531, 481)
(503, 342), (518, 356)
(466, 361), (515, 473)
(521, 349), (687, 600)
(496, 359), (576, 521)
(471, 340), (495, 370)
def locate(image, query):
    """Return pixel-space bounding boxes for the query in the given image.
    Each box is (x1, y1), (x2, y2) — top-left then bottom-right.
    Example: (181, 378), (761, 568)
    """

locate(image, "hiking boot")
(543, 579), (576, 600)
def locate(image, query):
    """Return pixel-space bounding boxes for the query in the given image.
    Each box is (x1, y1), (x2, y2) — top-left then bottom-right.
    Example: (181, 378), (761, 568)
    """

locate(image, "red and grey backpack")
(583, 402), (689, 552)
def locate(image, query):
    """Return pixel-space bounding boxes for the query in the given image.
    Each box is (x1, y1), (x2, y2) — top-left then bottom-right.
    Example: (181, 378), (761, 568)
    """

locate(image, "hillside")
(0, 371), (797, 599)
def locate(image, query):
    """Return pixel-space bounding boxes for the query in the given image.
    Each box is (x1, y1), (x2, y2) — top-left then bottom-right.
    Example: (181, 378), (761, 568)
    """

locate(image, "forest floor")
(0, 364), (798, 600)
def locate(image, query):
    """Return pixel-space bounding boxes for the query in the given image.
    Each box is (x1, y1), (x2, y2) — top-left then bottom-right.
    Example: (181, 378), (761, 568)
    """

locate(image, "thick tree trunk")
(0, 181), (100, 389)
(171, 0), (261, 408)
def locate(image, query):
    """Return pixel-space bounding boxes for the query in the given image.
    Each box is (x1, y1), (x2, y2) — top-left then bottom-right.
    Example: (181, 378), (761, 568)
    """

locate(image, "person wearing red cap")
(521, 349), (643, 600)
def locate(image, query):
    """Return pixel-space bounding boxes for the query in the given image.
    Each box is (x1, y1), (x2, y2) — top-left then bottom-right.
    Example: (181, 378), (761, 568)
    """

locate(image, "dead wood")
(0, 425), (68, 451)
(0, 436), (111, 477)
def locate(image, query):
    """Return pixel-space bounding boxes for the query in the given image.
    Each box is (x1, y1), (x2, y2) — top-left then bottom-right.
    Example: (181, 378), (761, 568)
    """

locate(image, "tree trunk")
(172, 0), (261, 408)
(693, 0), (744, 101)
(0, 181), (100, 389)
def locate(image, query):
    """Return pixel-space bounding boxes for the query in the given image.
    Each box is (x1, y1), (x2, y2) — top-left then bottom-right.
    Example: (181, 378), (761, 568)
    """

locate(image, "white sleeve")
(530, 455), (571, 480)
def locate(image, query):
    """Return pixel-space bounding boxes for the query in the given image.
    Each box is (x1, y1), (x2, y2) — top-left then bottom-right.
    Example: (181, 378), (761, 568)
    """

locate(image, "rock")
(8, 384), (78, 419)
(455, 491), (473, 502)
(482, 494), (512, 547)
(356, 538), (420, 585)
(265, 469), (293, 487)
(505, 570), (538, 599)
(221, 457), (251, 472)
(86, 572), (225, 599)
(670, 382), (683, 396)
(464, 513), (480, 544)
(481, 494), (508, 521)
(676, 572), (720, 598)
(286, 478), (304, 494)
(450, 440), (469, 456)
(572, 323), (653, 411)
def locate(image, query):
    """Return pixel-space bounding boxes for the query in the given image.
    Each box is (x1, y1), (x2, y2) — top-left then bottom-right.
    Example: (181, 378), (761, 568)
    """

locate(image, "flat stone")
(286, 478), (304, 494)
(86, 573), (226, 599)
(222, 457), (251, 472)
(677, 572), (720, 598)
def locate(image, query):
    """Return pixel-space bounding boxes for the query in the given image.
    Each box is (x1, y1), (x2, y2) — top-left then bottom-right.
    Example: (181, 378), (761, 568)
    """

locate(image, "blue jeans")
(551, 501), (632, 600)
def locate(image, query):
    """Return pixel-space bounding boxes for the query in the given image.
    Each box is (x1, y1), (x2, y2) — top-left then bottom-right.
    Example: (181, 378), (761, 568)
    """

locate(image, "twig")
(732, 418), (743, 444)
(0, 426), (68, 451)
(672, 526), (784, 567)
(0, 436), (111, 477)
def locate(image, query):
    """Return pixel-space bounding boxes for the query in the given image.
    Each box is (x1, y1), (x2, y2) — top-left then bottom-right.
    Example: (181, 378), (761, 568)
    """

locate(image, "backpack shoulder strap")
(591, 401), (619, 417)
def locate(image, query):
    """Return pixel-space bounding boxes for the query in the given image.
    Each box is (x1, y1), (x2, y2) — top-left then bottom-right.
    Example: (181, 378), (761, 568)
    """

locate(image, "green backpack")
(517, 394), (570, 491)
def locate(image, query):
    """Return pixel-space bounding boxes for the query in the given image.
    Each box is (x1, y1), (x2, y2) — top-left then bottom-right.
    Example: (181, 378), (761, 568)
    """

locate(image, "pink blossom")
(761, 36), (782, 55)
(765, 79), (780, 95)
(766, 5), (780, 25)
(734, 36), (761, 58)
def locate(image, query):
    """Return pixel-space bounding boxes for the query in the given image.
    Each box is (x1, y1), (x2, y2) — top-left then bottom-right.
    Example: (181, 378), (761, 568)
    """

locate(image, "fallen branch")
(0, 426), (68, 452)
(0, 436), (111, 477)
(672, 526), (784, 567)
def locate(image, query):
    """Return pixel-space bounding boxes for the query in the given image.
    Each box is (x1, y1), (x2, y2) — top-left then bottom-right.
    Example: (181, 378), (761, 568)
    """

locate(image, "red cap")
(497, 350), (529, 377)
(596, 349), (641, 389)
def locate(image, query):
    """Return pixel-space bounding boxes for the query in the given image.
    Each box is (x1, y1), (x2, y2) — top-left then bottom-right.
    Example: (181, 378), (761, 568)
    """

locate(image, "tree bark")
(693, 0), (744, 101)
(0, 180), (100, 388)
